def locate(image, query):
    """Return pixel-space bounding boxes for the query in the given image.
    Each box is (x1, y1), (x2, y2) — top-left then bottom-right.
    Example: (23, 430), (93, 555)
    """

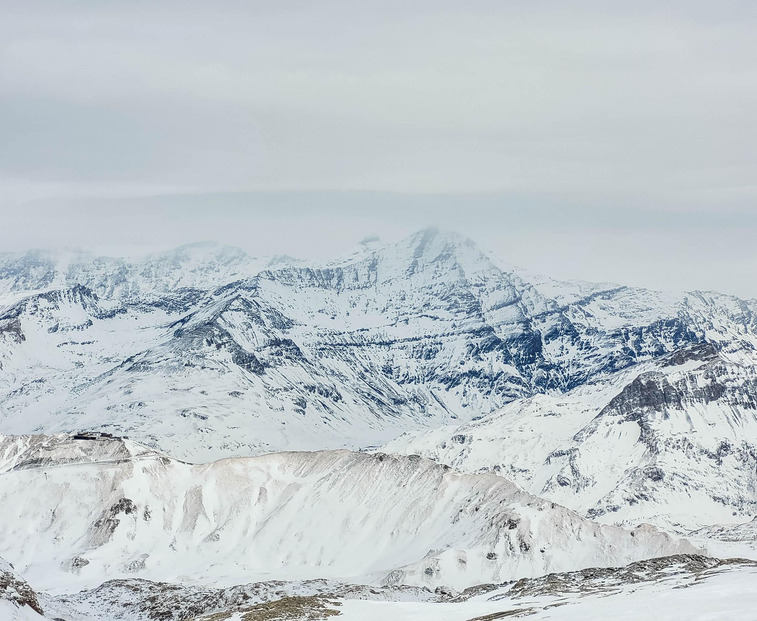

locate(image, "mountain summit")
(1, 230), (756, 461)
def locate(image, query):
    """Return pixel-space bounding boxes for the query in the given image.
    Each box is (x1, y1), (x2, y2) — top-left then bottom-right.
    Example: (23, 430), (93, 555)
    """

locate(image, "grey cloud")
(1, 2), (756, 295)
(2, 1), (756, 200)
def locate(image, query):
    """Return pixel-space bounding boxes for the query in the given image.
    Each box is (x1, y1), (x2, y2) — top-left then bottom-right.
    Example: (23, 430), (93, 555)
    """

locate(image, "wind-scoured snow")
(0, 434), (694, 594)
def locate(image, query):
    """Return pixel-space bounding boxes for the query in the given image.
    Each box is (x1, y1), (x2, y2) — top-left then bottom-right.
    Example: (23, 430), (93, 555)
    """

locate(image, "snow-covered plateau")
(3, 228), (757, 619)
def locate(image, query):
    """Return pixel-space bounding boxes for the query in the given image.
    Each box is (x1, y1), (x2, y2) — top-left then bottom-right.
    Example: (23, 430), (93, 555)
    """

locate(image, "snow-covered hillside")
(384, 343), (757, 532)
(8, 553), (757, 621)
(2, 229), (757, 461)
(0, 557), (45, 620)
(0, 434), (694, 594)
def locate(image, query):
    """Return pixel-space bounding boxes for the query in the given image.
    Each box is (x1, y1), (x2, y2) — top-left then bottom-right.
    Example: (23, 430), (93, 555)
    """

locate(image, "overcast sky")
(1, 1), (756, 296)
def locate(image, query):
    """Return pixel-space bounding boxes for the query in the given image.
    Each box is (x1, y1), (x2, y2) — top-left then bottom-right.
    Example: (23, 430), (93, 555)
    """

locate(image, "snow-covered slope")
(2, 229), (757, 461)
(333, 557), (757, 621)
(0, 434), (695, 593)
(384, 344), (757, 532)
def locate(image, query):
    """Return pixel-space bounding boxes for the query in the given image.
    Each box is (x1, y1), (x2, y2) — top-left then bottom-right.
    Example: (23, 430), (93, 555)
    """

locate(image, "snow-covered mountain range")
(2, 228), (756, 463)
(3, 228), (757, 620)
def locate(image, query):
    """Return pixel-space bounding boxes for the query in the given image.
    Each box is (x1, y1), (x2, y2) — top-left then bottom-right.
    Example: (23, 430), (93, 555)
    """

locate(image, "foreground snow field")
(4, 552), (757, 620)
(0, 434), (694, 594)
(335, 563), (757, 621)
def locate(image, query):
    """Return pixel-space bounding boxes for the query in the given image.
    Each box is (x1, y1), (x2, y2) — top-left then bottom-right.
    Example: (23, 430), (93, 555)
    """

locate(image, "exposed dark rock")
(0, 565), (45, 615)
(506, 555), (755, 599)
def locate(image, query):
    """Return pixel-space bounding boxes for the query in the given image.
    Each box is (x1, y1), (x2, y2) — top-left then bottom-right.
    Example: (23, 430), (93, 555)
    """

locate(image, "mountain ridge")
(1, 228), (757, 462)
(0, 433), (696, 594)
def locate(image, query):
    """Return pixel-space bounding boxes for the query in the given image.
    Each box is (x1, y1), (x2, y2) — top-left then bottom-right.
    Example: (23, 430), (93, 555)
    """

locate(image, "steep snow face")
(0, 435), (694, 593)
(2, 229), (757, 460)
(384, 345), (757, 532)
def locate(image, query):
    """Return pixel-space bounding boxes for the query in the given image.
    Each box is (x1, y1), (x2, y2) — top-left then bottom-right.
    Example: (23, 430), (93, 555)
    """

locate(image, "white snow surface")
(335, 563), (757, 621)
(0, 602), (45, 621)
(0, 434), (695, 594)
(7, 551), (757, 621)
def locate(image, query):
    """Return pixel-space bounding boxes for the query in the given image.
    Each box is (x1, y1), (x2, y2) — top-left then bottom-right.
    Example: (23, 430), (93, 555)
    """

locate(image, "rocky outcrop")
(0, 558), (45, 617)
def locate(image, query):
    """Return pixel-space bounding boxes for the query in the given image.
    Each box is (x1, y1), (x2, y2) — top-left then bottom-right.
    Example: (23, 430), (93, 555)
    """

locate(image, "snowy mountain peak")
(393, 226), (491, 276)
(2, 230), (757, 463)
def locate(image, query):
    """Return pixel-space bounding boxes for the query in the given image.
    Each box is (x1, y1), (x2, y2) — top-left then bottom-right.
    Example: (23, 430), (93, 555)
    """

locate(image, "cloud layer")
(2, 1), (756, 202)
(1, 2), (756, 296)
